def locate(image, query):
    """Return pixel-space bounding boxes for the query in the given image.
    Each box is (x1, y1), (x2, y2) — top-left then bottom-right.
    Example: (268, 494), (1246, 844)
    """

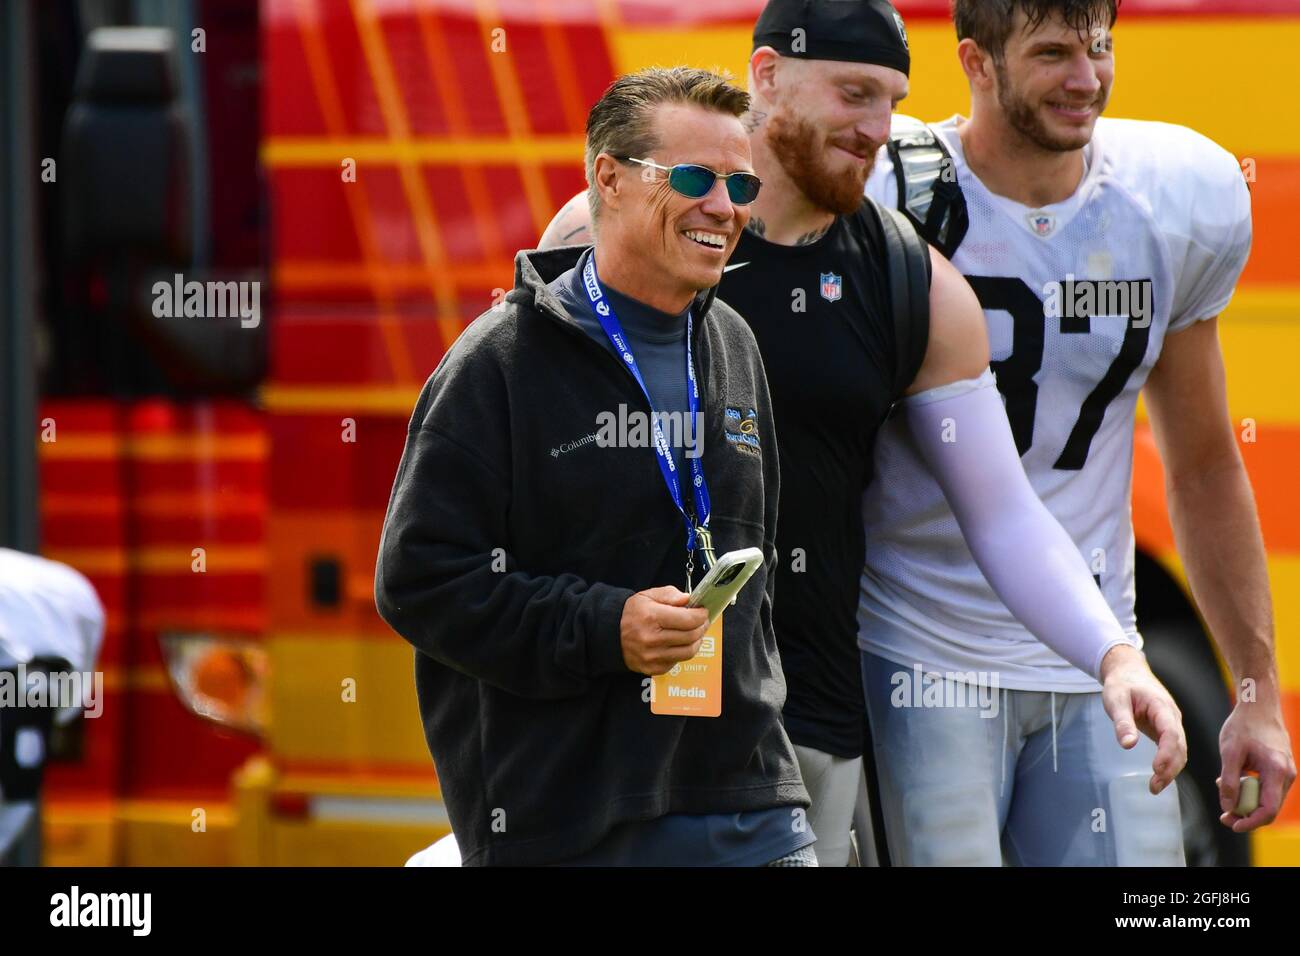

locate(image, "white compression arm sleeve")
(901, 370), (1133, 679)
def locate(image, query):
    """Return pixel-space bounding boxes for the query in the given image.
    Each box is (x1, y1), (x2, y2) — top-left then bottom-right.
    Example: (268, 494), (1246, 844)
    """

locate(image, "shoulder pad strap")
(886, 116), (970, 259)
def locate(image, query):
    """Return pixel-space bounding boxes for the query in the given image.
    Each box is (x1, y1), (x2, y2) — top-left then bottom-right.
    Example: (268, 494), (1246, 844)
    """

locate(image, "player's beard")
(994, 59), (1108, 153)
(766, 108), (873, 216)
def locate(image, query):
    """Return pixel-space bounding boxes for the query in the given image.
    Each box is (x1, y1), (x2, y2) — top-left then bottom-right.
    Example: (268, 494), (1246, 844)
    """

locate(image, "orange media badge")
(651, 613), (723, 717)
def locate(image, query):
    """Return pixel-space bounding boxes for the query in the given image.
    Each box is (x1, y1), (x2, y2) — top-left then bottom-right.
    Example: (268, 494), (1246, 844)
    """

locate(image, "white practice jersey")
(860, 115), (1252, 691)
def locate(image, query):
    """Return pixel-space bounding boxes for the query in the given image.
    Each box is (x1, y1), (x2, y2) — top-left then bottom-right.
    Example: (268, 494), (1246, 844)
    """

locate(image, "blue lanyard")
(581, 256), (712, 558)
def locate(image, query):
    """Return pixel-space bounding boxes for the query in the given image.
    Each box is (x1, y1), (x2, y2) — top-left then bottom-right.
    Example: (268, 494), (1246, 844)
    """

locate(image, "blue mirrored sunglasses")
(615, 156), (762, 205)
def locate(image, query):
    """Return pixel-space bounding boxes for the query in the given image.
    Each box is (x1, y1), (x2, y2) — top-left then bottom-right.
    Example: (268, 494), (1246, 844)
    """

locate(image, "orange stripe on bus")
(275, 258), (514, 291)
(1281, 691), (1300, 824)
(262, 134), (586, 165)
(1131, 426), (1176, 555)
(259, 384), (422, 414)
(1134, 422), (1300, 554)
(38, 433), (267, 460)
(1242, 156), (1300, 286)
(42, 547), (266, 575)
(1241, 435), (1300, 553)
(277, 757), (439, 785)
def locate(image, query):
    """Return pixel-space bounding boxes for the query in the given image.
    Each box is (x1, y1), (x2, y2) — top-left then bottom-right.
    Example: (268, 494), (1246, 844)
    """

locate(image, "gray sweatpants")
(861, 650), (1184, 866)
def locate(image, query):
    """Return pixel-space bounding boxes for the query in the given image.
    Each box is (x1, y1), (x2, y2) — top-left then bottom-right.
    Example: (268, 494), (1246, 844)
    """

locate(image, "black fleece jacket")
(374, 245), (807, 866)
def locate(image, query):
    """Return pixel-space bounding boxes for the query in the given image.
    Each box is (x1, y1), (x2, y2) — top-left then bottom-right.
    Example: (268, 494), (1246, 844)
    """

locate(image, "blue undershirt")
(553, 248), (694, 476)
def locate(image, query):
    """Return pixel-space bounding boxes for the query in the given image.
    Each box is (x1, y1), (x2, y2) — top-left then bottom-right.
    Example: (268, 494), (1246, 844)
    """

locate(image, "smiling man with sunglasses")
(377, 67), (816, 866)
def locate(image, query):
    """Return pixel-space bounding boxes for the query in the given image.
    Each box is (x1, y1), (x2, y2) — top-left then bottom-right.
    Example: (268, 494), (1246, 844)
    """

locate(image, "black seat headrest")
(74, 27), (177, 105)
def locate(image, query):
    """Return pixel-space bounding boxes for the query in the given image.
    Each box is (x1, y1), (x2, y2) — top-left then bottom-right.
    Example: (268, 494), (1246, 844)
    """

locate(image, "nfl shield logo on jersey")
(820, 272), (843, 303)
(1026, 211), (1057, 237)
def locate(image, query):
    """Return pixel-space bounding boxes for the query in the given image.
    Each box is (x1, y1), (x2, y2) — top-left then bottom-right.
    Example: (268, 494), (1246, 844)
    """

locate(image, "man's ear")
(592, 153), (623, 214)
(749, 46), (782, 104)
(956, 38), (994, 92)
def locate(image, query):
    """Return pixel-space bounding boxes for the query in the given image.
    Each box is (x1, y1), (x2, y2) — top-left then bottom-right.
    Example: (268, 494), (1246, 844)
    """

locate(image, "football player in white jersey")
(863, 0), (1295, 864)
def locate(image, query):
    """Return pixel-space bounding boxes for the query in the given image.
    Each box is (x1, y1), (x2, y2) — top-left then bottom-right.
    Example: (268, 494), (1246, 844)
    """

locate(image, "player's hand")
(620, 586), (708, 676)
(1099, 644), (1188, 795)
(1215, 700), (1295, 832)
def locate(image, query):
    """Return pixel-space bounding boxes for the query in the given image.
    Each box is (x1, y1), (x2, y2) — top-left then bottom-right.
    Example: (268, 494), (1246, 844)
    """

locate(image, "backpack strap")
(862, 197), (931, 394)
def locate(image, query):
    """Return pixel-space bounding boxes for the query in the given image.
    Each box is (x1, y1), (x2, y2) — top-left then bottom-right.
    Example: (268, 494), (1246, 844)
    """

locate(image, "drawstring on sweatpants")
(1050, 690), (1059, 773)
(1000, 687), (1009, 796)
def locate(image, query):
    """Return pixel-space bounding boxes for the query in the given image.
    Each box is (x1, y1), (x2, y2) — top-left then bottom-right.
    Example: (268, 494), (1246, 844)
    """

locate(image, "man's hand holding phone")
(620, 587), (708, 676)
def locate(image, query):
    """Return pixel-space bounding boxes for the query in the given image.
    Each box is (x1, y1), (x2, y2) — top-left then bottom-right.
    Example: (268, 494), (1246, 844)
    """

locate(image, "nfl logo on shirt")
(820, 272), (842, 303)
(1027, 212), (1056, 238)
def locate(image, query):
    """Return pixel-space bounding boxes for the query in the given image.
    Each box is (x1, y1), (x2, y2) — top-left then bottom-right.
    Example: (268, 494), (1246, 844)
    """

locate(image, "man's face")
(615, 103), (753, 294)
(764, 59), (907, 215)
(991, 10), (1114, 151)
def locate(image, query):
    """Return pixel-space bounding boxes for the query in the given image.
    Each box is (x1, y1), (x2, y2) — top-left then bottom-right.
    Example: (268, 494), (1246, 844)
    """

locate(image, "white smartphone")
(686, 547), (764, 626)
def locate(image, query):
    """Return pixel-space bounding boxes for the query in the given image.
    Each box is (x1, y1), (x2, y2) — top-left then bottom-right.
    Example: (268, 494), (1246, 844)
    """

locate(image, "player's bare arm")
(1144, 315), (1297, 829)
(904, 247), (989, 393)
(538, 191), (593, 249)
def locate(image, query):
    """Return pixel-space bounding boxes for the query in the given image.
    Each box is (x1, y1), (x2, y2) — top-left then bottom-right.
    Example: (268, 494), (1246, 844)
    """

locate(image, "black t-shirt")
(717, 200), (930, 757)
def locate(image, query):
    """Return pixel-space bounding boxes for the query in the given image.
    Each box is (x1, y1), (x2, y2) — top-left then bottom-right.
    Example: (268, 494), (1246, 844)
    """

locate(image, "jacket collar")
(511, 245), (721, 329)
